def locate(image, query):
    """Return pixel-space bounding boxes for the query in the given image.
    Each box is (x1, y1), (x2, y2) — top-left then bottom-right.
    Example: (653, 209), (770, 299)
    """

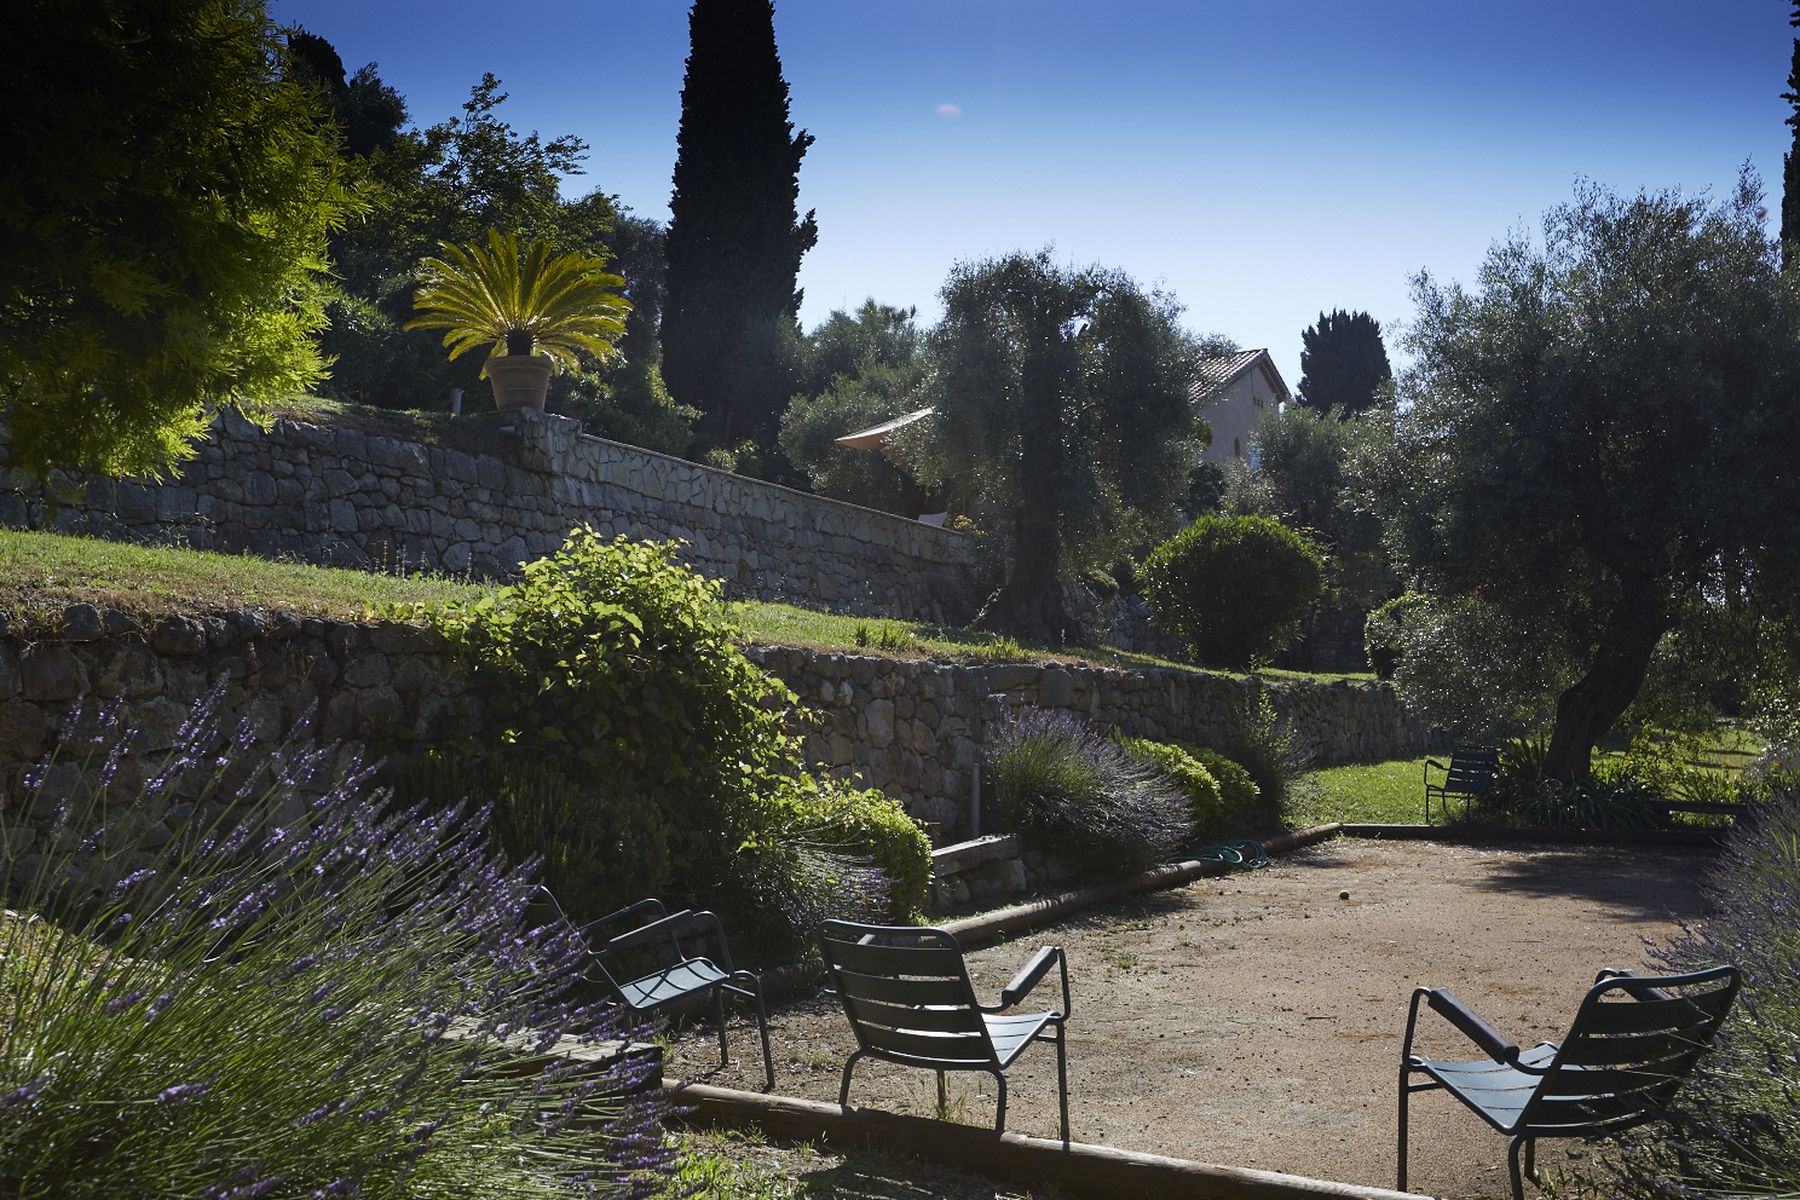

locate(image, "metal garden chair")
(532, 887), (774, 1089)
(1423, 745), (1498, 823)
(819, 919), (1072, 1142)
(1398, 964), (1740, 1198)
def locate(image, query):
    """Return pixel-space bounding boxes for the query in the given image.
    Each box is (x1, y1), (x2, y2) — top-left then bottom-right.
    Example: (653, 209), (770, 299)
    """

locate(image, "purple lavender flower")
(157, 1079), (215, 1105)
(1, 1077), (46, 1107)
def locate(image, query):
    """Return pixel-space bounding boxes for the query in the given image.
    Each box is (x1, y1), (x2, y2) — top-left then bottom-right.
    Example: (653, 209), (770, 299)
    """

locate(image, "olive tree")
(919, 250), (1202, 643)
(1367, 177), (1800, 780)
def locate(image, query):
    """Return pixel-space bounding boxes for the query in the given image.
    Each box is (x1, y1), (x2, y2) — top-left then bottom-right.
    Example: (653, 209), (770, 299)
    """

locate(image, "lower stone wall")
(747, 647), (1428, 840)
(0, 605), (485, 891)
(0, 607), (1425, 867)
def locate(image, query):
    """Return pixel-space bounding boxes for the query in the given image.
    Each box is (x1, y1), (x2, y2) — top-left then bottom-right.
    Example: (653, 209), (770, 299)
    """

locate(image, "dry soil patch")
(666, 837), (1709, 1199)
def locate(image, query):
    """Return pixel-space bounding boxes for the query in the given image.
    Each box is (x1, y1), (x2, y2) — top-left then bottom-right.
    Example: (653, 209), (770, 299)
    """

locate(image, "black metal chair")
(532, 887), (774, 1089)
(819, 920), (1072, 1141)
(1423, 746), (1498, 823)
(1398, 964), (1740, 1198)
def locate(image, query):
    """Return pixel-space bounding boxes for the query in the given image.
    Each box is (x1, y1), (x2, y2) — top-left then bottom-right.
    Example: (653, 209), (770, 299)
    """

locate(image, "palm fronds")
(405, 229), (630, 377)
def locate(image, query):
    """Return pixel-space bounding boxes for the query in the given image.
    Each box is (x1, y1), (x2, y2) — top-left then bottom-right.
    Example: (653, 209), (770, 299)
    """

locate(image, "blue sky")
(272, 0), (1791, 389)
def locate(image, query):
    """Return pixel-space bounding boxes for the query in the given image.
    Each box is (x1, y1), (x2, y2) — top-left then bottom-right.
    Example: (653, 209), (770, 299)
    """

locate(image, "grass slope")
(0, 528), (1368, 693)
(0, 529), (482, 626)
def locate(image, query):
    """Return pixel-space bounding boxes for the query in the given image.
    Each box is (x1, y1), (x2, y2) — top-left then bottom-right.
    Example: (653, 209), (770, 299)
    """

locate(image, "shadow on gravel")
(1464, 847), (1710, 923)
(794, 1153), (1066, 1200)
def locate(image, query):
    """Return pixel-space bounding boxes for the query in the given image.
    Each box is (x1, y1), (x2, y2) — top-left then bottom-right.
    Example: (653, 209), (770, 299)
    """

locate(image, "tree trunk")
(1542, 589), (1672, 782)
(978, 306), (1080, 645)
(980, 501), (1074, 644)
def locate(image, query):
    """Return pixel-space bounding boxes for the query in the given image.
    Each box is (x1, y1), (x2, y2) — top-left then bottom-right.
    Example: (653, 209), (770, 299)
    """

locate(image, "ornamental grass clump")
(988, 707), (1193, 873)
(1606, 793), (1800, 1196)
(0, 690), (671, 1199)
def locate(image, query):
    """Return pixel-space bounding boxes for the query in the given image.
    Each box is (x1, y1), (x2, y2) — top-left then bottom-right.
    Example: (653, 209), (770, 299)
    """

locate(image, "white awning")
(834, 406), (936, 450)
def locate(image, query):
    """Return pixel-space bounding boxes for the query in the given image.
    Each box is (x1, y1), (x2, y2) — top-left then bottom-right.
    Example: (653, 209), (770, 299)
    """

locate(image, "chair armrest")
(602, 908), (701, 951)
(996, 946), (1069, 1016)
(1425, 988), (1520, 1064)
(583, 897), (669, 939)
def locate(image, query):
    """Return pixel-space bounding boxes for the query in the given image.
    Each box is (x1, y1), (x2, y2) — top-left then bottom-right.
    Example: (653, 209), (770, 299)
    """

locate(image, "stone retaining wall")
(747, 647), (1428, 839)
(0, 607), (1426, 871)
(1, 409), (978, 622)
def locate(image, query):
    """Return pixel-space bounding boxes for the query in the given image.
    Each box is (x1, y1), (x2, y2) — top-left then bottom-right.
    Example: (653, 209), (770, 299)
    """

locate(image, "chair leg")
(936, 1070), (947, 1116)
(749, 981), (773, 1091)
(1507, 1135), (1528, 1200)
(713, 988), (729, 1068)
(993, 1071), (1008, 1135)
(1396, 1066), (1411, 1192)
(838, 1051), (863, 1110)
(1055, 1025), (1070, 1145)
(1523, 1136), (1536, 1184)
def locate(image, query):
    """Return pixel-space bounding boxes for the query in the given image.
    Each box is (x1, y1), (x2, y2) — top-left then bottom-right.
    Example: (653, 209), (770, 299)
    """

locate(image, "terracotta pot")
(484, 354), (554, 411)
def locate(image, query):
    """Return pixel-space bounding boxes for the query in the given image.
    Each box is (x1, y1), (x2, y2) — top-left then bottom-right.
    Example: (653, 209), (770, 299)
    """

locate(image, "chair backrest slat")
(843, 993), (988, 1034)
(1520, 966), (1738, 1135)
(858, 1026), (994, 1065)
(1440, 748), (1497, 793)
(833, 970), (972, 1007)
(820, 920), (998, 1072)
(1575, 992), (1724, 1036)
(823, 938), (966, 977)
(1555, 1024), (1717, 1067)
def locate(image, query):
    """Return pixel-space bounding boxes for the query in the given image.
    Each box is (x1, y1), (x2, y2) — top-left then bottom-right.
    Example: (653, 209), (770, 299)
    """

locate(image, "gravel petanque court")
(664, 837), (1711, 1199)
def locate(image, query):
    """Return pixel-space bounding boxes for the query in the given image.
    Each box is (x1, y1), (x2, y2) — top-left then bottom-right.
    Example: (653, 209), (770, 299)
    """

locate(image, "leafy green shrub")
(1363, 591), (1425, 680)
(988, 707), (1193, 873)
(783, 777), (932, 921)
(1118, 737), (1227, 839)
(1186, 746), (1260, 827)
(1139, 514), (1326, 668)
(1478, 746), (1660, 831)
(418, 528), (802, 924)
(721, 832), (893, 963)
(0, 693), (669, 1198)
(1205, 689), (1314, 825)
(395, 751), (667, 916)
(1614, 794), (1800, 1195)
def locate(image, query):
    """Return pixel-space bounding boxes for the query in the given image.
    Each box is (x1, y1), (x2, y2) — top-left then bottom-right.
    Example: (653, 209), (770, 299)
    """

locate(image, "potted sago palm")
(406, 229), (631, 412)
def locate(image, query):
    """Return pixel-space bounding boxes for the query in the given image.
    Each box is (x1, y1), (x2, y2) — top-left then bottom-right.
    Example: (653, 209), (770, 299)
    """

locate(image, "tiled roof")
(1189, 348), (1290, 404)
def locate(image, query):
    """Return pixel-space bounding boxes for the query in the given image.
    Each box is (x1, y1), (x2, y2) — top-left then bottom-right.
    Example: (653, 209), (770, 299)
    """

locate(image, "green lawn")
(1292, 757), (1432, 825)
(726, 597), (1374, 682)
(0, 528), (1369, 692)
(0, 529), (484, 627)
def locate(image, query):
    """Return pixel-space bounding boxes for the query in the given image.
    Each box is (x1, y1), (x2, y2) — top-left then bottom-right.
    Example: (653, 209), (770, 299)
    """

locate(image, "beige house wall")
(1197, 364), (1283, 465)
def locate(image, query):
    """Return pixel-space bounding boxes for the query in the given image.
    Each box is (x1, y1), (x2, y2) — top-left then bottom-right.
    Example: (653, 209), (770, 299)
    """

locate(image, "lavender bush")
(988, 707), (1193, 873)
(1608, 794), (1800, 1196)
(0, 689), (672, 1198)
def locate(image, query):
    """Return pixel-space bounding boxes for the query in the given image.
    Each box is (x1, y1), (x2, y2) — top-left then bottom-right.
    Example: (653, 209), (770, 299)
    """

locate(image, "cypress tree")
(1295, 309), (1392, 417)
(1783, 2), (1800, 261)
(663, 0), (818, 453)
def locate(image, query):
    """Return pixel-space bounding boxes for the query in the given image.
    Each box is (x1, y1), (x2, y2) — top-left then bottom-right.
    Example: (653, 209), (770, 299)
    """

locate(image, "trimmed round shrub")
(1118, 737), (1227, 839)
(1139, 514), (1326, 668)
(988, 707), (1193, 873)
(1186, 746), (1260, 827)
